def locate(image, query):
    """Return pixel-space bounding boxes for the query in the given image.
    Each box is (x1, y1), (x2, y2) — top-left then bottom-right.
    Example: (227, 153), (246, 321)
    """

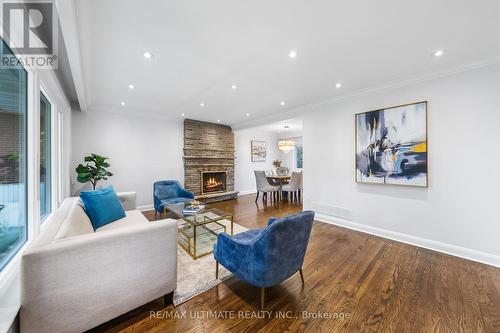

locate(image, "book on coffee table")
(182, 204), (205, 215)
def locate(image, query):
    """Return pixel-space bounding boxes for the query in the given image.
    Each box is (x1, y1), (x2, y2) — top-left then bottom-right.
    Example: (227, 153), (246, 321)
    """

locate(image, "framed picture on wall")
(355, 101), (428, 187)
(251, 141), (267, 162)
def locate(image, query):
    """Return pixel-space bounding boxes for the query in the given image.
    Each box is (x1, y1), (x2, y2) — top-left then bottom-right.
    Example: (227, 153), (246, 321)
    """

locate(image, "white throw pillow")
(54, 199), (94, 239)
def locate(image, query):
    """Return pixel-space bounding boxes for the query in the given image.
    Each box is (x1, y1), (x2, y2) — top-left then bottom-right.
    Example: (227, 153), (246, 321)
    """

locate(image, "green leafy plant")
(75, 154), (113, 190)
(6, 152), (19, 161)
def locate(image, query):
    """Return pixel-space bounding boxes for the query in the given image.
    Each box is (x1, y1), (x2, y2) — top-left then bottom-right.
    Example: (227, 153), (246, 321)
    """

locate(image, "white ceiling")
(253, 118), (303, 134)
(75, 0), (500, 126)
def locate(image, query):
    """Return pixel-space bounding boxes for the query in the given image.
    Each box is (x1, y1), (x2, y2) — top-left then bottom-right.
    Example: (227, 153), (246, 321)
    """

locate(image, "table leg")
(231, 216), (234, 236)
(193, 225), (197, 259)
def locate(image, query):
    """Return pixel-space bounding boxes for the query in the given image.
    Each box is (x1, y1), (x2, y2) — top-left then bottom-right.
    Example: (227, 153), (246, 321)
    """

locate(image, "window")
(40, 93), (51, 221)
(0, 40), (28, 270)
(295, 146), (303, 169)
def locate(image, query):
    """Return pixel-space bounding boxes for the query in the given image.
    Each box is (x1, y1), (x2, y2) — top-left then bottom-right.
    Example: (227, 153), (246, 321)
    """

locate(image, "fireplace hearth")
(201, 171), (227, 195)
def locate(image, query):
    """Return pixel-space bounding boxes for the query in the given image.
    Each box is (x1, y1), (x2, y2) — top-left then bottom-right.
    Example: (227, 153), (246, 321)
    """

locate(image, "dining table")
(266, 175), (291, 201)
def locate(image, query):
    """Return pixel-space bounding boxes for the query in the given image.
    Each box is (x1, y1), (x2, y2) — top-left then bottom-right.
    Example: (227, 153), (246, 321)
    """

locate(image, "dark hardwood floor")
(93, 195), (500, 333)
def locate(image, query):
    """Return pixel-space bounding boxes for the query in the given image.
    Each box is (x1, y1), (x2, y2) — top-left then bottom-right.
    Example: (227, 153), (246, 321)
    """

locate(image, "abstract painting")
(251, 141), (267, 162)
(355, 101), (428, 187)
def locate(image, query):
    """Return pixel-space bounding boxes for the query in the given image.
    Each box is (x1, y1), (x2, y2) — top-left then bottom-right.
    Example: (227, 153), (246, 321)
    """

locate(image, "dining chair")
(298, 171), (303, 201)
(281, 171), (302, 202)
(254, 171), (279, 203)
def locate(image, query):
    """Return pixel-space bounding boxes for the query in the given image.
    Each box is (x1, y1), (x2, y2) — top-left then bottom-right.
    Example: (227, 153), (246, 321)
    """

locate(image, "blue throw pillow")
(80, 186), (126, 230)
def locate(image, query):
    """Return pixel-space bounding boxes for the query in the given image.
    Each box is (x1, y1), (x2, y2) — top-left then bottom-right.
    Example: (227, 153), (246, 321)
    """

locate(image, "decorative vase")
(276, 166), (289, 176)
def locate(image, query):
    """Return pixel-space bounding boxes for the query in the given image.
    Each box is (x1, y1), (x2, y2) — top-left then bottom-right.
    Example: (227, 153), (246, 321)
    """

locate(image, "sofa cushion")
(80, 186), (126, 230)
(95, 210), (149, 232)
(55, 199), (94, 240)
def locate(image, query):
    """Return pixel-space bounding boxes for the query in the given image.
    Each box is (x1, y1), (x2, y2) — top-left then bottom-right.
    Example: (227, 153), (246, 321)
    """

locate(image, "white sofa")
(20, 192), (177, 333)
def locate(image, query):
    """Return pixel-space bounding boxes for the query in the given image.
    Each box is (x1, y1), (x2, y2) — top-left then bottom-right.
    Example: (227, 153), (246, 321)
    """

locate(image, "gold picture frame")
(355, 101), (428, 187)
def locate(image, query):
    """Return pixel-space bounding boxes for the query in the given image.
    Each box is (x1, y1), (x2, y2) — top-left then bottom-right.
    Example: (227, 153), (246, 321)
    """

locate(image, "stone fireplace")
(201, 171), (227, 195)
(183, 119), (238, 203)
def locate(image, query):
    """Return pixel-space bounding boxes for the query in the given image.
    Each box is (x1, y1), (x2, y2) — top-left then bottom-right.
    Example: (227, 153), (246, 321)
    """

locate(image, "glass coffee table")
(164, 203), (233, 259)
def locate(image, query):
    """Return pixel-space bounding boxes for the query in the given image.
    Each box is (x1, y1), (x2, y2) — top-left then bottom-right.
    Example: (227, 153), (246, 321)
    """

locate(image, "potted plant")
(75, 154), (113, 190)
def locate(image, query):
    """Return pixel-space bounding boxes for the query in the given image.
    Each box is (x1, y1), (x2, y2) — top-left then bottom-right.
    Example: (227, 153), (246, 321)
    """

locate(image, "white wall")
(71, 110), (184, 208)
(303, 63), (500, 267)
(234, 129), (281, 194)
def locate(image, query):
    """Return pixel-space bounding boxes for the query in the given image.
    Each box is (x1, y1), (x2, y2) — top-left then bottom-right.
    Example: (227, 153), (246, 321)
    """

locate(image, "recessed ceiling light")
(120, 102), (126, 106)
(245, 113), (250, 117)
(335, 83), (342, 89)
(280, 101), (286, 106)
(288, 50), (297, 59)
(231, 84), (237, 90)
(143, 51), (153, 59)
(434, 50), (444, 57)
(181, 113), (185, 117)
(217, 119), (220, 123)
(200, 102), (205, 107)
(128, 84), (135, 90)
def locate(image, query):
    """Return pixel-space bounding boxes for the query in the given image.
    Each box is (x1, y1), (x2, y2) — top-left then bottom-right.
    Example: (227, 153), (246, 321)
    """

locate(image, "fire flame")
(206, 177), (220, 187)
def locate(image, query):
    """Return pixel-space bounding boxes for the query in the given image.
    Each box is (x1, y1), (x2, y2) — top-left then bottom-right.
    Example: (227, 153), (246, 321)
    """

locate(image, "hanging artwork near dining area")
(355, 101), (428, 187)
(251, 141), (267, 162)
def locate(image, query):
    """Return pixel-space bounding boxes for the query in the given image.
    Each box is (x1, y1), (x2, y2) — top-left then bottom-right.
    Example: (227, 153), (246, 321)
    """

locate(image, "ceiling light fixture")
(280, 101), (286, 106)
(120, 102), (126, 106)
(434, 50), (444, 57)
(278, 126), (295, 153)
(200, 102), (205, 107)
(217, 119), (220, 123)
(246, 113), (250, 117)
(181, 113), (185, 117)
(143, 51), (153, 59)
(231, 84), (237, 90)
(128, 84), (135, 90)
(335, 83), (342, 88)
(288, 50), (297, 59)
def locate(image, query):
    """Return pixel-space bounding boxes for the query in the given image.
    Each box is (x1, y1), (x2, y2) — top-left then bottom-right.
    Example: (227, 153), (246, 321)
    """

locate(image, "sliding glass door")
(0, 40), (28, 270)
(40, 93), (52, 221)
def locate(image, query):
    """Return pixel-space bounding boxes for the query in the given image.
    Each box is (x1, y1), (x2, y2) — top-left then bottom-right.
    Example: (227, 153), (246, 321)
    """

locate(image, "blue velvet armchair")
(153, 180), (194, 219)
(213, 210), (315, 309)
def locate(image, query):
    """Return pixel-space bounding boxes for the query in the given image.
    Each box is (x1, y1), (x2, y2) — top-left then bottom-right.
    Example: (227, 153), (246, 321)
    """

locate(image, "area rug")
(174, 219), (248, 305)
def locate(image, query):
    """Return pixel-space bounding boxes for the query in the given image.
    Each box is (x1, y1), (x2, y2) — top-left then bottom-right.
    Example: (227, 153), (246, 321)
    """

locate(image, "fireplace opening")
(201, 171), (227, 195)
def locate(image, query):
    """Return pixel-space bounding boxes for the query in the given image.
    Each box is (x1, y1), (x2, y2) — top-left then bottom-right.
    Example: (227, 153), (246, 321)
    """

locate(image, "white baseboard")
(238, 190), (257, 196)
(137, 204), (153, 211)
(315, 213), (500, 268)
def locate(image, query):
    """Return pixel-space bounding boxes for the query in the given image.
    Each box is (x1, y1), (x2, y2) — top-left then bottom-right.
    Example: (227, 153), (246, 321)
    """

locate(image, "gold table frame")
(164, 206), (233, 259)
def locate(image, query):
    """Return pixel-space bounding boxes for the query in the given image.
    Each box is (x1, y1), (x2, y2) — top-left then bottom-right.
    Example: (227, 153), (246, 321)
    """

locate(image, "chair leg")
(260, 287), (265, 310)
(216, 261), (219, 279)
(299, 268), (305, 285)
(263, 192), (267, 202)
(255, 191), (260, 203)
(298, 189), (301, 201)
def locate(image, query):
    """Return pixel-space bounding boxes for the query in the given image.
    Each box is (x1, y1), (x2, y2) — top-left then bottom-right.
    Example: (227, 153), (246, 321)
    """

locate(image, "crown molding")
(232, 54), (500, 130)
